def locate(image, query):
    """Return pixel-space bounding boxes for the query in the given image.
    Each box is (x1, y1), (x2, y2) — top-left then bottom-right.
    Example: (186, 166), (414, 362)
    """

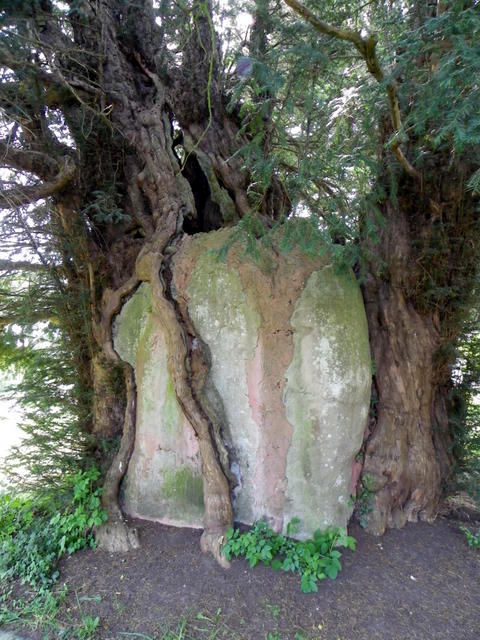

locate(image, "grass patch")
(0, 585), (102, 639)
(118, 609), (240, 640)
(117, 608), (317, 640)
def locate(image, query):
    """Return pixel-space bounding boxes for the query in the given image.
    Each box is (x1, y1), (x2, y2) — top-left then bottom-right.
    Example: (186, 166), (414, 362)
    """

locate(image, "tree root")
(95, 519), (140, 553)
(200, 530), (230, 569)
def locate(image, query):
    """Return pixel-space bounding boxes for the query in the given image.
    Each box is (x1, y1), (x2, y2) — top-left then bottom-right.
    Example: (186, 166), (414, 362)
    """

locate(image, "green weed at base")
(74, 613), (100, 639)
(0, 585), (102, 640)
(222, 519), (356, 594)
(0, 468), (106, 639)
(118, 608), (237, 640)
(73, 590), (101, 639)
(459, 524), (480, 549)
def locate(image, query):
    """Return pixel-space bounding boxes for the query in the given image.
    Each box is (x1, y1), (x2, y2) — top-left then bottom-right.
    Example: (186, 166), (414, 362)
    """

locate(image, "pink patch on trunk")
(349, 460), (363, 496)
(246, 337), (264, 514)
(246, 337), (264, 427)
(182, 419), (200, 459)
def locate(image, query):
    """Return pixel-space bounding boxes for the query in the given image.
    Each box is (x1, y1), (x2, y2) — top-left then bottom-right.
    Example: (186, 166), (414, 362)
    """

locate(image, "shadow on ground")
(6, 517), (480, 640)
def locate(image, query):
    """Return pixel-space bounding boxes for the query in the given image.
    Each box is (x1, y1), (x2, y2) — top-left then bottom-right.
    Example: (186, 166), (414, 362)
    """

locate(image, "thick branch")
(93, 274), (139, 362)
(0, 48), (100, 99)
(147, 250), (233, 567)
(95, 364), (140, 553)
(92, 277), (142, 552)
(0, 156), (76, 209)
(0, 311), (59, 329)
(283, 0), (421, 179)
(0, 139), (60, 180)
(0, 259), (51, 272)
(283, 0), (368, 48)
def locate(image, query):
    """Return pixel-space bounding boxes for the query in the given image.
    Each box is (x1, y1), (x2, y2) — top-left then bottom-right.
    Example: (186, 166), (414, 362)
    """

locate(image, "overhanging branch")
(0, 311), (59, 330)
(0, 156), (76, 209)
(0, 259), (51, 273)
(0, 138), (60, 180)
(283, 0), (421, 179)
(0, 47), (101, 99)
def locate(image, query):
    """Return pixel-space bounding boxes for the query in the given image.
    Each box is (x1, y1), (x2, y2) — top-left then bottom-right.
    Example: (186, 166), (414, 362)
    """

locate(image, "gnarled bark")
(360, 151), (477, 532)
(93, 273), (141, 551)
(135, 219), (233, 567)
(0, 0), (292, 564)
(95, 364), (140, 552)
(361, 278), (448, 532)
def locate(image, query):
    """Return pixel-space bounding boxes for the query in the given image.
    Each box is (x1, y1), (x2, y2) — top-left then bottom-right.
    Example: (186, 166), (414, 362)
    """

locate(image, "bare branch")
(283, 0), (421, 179)
(0, 138), (59, 180)
(0, 156), (76, 209)
(0, 259), (51, 273)
(0, 47), (101, 98)
(0, 311), (59, 330)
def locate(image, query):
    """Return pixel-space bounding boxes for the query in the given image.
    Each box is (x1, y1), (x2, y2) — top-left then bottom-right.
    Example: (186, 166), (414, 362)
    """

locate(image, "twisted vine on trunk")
(135, 219), (233, 566)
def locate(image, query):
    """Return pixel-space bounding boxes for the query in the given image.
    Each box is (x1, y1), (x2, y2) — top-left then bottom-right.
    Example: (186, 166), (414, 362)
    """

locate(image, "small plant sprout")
(459, 525), (479, 549)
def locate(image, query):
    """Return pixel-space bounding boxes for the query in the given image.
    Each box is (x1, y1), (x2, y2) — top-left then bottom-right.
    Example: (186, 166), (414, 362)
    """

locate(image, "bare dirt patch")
(7, 517), (480, 640)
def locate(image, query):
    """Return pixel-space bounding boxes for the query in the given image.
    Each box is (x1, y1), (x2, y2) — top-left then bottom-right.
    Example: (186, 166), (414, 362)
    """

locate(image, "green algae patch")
(161, 467), (204, 515)
(113, 283), (152, 366)
(283, 266), (371, 537)
(163, 374), (180, 436)
(186, 251), (261, 363)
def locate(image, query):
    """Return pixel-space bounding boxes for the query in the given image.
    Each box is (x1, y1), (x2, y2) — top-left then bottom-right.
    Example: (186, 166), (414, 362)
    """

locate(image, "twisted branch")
(283, 0), (421, 179)
(0, 156), (76, 209)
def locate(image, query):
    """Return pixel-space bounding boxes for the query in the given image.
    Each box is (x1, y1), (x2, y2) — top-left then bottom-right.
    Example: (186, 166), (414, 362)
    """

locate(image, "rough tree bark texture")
(66, 0), (283, 558)
(362, 257), (445, 531)
(281, 0), (479, 534)
(360, 159), (477, 533)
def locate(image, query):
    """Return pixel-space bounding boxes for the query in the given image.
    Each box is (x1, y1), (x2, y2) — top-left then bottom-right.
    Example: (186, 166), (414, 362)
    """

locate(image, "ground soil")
(6, 516), (480, 640)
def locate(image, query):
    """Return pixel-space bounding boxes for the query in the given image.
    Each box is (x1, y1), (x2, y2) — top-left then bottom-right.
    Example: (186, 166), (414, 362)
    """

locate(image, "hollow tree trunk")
(130, 213), (233, 565)
(82, 0), (289, 560)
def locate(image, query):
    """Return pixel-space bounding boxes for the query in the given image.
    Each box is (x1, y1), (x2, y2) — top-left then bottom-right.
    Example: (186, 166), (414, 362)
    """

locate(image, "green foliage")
(398, 5), (480, 155)
(0, 203), (94, 494)
(81, 189), (130, 225)
(0, 468), (106, 592)
(459, 525), (479, 550)
(74, 594), (100, 640)
(449, 302), (480, 505)
(222, 520), (356, 594)
(0, 585), (102, 639)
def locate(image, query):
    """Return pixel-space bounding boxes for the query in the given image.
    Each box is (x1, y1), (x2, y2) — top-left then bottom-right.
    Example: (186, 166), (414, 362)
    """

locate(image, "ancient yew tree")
(283, 0), (480, 532)
(0, 0), (479, 561)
